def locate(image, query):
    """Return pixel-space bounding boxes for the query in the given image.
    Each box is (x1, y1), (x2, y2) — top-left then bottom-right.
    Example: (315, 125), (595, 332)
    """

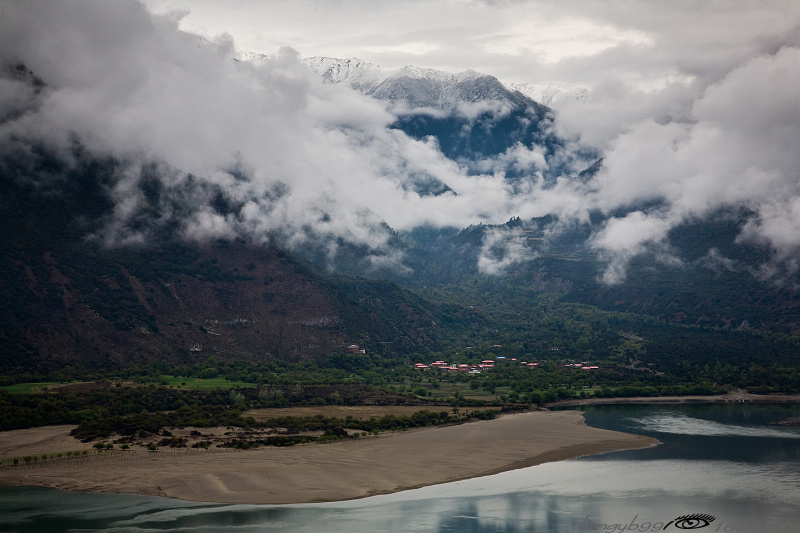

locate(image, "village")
(412, 358), (600, 373)
(344, 344), (601, 374)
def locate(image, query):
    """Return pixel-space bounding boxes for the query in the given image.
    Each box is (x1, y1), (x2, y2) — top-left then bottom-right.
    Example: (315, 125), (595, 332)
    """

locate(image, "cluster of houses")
(564, 362), (600, 370)
(346, 344), (366, 354)
(414, 360), (496, 373)
(414, 357), (542, 373)
(413, 358), (600, 372)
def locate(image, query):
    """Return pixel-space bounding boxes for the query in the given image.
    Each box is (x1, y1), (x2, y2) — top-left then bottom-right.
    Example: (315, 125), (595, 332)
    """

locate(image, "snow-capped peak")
(301, 56), (388, 92)
(236, 50), (270, 63)
(239, 53), (589, 109)
(298, 57), (531, 109)
(504, 82), (590, 108)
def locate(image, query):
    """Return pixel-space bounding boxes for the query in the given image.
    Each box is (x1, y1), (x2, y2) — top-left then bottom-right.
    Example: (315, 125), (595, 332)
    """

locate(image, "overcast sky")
(1, 1), (799, 282)
(144, 0), (798, 90)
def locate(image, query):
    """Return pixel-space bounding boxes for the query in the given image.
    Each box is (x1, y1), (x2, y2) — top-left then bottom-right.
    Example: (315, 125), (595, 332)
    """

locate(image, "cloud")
(1, 0), (798, 284)
(143, 0), (798, 92)
(477, 227), (536, 275)
(698, 248), (738, 276)
(0, 1), (512, 262)
(471, 142), (548, 176)
(0, 0), (591, 275)
(589, 210), (682, 284)
(583, 45), (800, 281)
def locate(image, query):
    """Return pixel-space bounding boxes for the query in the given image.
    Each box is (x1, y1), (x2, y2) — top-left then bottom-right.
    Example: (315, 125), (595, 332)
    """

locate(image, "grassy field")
(0, 382), (69, 394)
(1, 377), (256, 394)
(403, 381), (511, 402)
(161, 376), (256, 390)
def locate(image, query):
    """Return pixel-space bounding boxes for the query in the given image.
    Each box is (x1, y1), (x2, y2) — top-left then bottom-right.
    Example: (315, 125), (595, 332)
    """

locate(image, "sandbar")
(0, 410), (658, 504)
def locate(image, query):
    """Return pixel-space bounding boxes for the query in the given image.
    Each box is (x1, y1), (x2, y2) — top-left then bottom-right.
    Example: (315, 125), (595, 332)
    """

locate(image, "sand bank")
(0, 410), (658, 504)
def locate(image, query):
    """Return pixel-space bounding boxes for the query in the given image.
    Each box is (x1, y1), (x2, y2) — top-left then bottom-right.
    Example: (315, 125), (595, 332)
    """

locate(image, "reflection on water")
(634, 412), (800, 438)
(2, 404), (799, 532)
(581, 403), (800, 464)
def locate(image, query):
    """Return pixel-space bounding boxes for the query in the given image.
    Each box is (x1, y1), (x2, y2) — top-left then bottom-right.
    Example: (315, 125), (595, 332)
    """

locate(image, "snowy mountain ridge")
(300, 56), (389, 93)
(238, 51), (588, 109)
(505, 82), (590, 108)
(300, 56), (591, 109)
(300, 56), (533, 110)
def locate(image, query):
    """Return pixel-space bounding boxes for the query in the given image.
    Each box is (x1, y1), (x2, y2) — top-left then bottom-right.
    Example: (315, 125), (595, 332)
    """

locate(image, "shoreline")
(546, 391), (800, 408)
(0, 410), (658, 505)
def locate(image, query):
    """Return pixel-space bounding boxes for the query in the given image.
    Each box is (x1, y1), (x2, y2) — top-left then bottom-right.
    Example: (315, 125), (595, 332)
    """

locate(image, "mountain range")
(0, 49), (798, 378)
(238, 53), (591, 110)
(281, 55), (799, 336)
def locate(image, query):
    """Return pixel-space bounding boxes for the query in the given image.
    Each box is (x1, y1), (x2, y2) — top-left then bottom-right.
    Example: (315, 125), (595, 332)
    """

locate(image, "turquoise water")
(2, 403), (799, 532)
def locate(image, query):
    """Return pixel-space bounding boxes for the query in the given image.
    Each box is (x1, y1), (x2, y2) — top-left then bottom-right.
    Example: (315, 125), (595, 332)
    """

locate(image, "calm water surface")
(2, 403), (799, 532)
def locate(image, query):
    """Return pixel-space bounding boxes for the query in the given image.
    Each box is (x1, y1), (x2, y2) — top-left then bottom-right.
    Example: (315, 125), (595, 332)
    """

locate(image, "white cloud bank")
(0, 0), (798, 282)
(585, 46), (800, 282)
(477, 227), (537, 275)
(0, 1), (533, 255)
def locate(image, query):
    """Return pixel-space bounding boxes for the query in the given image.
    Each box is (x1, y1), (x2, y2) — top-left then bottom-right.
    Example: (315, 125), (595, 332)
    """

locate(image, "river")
(2, 403), (799, 532)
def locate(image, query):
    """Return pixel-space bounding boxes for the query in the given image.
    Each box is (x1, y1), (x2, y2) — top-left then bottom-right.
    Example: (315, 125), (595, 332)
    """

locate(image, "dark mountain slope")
(0, 147), (442, 373)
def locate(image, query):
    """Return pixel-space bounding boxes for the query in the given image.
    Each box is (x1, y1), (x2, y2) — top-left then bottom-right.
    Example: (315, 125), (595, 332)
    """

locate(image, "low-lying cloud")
(1, 0), (798, 284)
(1, 1), (501, 260)
(580, 45), (800, 282)
(477, 228), (537, 275)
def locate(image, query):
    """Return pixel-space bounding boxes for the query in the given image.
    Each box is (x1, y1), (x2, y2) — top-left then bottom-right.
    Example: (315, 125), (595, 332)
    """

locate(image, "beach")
(0, 410), (658, 504)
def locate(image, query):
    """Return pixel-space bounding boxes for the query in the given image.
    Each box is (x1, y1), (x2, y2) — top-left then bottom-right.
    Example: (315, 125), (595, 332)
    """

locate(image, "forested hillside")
(0, 148), (444, 372)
